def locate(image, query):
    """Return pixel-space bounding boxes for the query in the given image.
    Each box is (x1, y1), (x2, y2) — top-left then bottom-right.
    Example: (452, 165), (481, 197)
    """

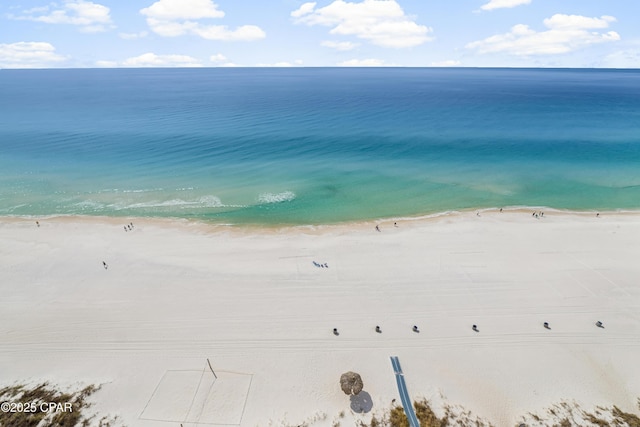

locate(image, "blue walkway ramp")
(390, 356), (420, 427)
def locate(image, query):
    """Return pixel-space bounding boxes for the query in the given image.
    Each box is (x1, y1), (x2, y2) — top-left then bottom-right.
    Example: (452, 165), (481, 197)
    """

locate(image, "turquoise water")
(1, 68), (639, 224)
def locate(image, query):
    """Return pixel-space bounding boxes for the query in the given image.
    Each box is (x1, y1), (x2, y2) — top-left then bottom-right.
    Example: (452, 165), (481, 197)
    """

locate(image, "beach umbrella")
(340, 371), (363, 396)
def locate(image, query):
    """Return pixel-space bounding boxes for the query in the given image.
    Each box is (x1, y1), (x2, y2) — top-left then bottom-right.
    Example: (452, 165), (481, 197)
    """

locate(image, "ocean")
(1, 67), (639, 225)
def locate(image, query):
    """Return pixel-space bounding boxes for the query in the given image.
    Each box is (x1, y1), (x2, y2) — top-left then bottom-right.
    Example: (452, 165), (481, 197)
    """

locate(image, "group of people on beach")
(104, 222), (135, 270)
(333, 320), (605, 336)
(375, 222), (398, 232)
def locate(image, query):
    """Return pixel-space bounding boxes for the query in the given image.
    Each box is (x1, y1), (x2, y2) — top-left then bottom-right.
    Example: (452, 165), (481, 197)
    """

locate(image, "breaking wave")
(257, 191), (296, 204)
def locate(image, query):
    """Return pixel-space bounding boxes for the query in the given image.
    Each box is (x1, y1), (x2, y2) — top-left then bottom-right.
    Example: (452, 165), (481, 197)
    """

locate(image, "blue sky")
(1, 0), (639, 68)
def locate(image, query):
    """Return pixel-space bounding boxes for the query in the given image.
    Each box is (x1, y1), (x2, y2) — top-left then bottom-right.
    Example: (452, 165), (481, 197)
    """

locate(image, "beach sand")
(1, 210), (639, 426)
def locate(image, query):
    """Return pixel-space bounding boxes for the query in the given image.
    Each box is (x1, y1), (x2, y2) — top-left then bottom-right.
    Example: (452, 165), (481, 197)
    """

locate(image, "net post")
(207, 358), (217, 379)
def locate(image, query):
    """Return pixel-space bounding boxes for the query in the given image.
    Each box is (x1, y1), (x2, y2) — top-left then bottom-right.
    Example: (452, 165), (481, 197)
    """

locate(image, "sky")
(1, 0), (639, 68)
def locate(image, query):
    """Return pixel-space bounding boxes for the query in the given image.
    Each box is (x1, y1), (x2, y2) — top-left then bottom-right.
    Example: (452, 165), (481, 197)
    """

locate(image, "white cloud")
(601, 47), (640, 68)
(140, 0), (224, 20)
(10, 0), (113, 32)
(321, 40), (359, 50)
(95, 60), (118, 67)
(480, 0), (531, 11)
(291, 2), (316, 18)
(466, 14), (620, 56)
(21, 6), (50, 14)
(119, 31), (149, 40)
(255, 59), (303, 67)
(142, 19), (195, 37)
(0, 41), (67, 68)
(140, 0), (265, 41)
(122, 52), (203, 67)
(431, 60), (461, 67)
(543, 14), (616, 30)
(292, 0), (432, 48)
(191, 25), (265, 41)
(337, 58), (389, 66)
(209, 53), (227, 62)
(255, 62), (294, 67)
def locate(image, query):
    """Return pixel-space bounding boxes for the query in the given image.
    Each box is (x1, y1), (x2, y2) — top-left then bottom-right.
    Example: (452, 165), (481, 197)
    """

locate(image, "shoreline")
(2, 205), (639, 233)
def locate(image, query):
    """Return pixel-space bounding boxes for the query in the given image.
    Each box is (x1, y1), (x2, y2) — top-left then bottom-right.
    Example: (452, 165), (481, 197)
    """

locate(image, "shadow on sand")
(350, 391), (373, 413)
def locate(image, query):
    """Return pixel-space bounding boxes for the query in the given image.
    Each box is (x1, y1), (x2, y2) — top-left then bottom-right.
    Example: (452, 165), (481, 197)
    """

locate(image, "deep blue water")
(1, 68), (639, 224)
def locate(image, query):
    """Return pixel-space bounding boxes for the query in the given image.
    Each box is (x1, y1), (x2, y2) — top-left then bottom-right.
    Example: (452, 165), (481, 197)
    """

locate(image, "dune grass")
(521, 399), (640, 427)
(365, 399), (492, 427)
(0, 383), (103, 427)
(611, 405), (640, 427)
(355, 397), (640, 427)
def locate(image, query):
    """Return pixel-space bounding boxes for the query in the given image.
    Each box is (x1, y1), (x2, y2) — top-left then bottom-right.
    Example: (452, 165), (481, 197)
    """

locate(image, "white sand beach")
(1, 210), (639, 426)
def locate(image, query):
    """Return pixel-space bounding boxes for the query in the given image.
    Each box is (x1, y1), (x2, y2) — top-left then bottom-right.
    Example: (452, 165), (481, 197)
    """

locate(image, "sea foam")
(258, 191), (296, 204)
